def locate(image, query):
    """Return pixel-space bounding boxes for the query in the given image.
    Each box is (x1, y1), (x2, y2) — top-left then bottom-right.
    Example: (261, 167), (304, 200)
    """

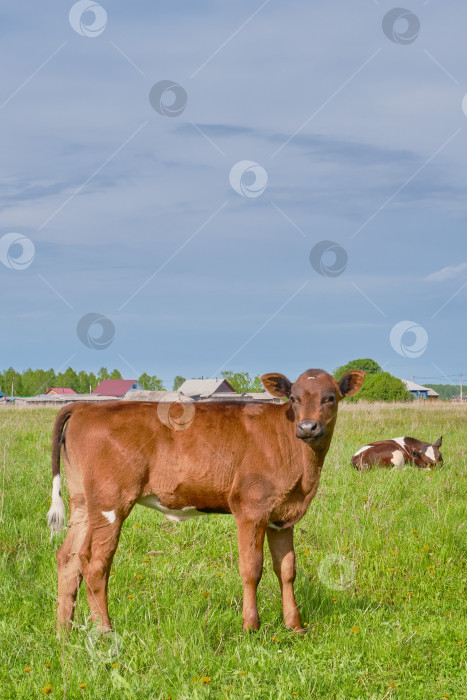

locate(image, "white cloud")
(425, 263), (467, 282)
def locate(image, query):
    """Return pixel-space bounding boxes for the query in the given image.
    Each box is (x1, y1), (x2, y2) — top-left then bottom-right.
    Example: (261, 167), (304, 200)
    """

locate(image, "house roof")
(177, 378), (236, 398)
(402, 379), (439, 397)
(45, 387), (77, 395)
(242, 390), (281, 401)
(402, 379), (428, 392)
(93, 379), (138, 396)
(124, 390), (181, 402)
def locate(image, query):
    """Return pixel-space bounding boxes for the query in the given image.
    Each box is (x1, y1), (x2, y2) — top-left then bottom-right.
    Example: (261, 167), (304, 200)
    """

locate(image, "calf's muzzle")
(296, 420), (324, 440)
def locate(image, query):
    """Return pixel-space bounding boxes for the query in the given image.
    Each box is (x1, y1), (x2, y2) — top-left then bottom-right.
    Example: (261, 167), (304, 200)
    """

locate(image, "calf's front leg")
(235, 518), (266, 631)
(266, 526), (304, 632)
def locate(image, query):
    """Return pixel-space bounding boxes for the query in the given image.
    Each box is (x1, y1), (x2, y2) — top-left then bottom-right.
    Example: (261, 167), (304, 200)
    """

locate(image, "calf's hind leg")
(266, 526), (303, 632)
(79, 512), (124, 631)
(56, 494), (88, 631)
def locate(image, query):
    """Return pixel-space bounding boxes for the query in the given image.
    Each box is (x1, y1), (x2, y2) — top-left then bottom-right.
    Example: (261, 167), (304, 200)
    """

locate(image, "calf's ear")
(261, 373), (292, 398)
(433, 436), (442, 447)
(339, 370), (365, 398)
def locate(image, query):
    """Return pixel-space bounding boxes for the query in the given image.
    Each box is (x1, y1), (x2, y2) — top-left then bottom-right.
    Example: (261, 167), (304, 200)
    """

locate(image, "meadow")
(0, 403), (465, 699)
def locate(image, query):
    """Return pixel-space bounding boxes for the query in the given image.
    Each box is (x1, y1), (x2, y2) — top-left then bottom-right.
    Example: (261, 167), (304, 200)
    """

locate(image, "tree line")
(0, 367), (264, 397)
(0, 360), (454, 400)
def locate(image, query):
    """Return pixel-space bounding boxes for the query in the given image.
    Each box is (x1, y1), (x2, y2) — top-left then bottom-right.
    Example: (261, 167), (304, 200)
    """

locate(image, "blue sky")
(1, 0), (467, 388)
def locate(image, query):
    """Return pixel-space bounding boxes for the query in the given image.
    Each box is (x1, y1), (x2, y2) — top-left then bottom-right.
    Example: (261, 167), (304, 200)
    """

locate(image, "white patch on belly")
(102, 510), (116, 524)
(425, 445), (435, 461)
(391, 450), (405, 467)
(353, 445), (369, 457)
(136, 495), (207, 522)
(392, 437), (406, 449)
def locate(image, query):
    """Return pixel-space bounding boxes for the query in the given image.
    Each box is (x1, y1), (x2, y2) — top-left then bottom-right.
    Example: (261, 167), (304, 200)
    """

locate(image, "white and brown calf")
(351, 436), (443, 470)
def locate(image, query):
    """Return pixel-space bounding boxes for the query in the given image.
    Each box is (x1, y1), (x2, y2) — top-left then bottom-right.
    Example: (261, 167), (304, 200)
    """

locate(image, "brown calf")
(351, 436), (443, 470)
(47, 368), (364, 634)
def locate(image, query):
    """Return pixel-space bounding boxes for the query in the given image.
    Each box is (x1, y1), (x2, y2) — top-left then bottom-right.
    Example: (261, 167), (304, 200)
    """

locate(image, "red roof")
(45, 388), (77, 395)
(92, 379), (138, 397)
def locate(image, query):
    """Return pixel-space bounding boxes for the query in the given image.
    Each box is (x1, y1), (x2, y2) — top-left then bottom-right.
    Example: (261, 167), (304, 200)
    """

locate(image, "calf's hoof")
(242, 618), (260, 632)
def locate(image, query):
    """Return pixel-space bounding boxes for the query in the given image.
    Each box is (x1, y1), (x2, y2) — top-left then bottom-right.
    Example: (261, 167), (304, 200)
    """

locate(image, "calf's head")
(261, 368), (365, 446)
(410, 436), (443, 467)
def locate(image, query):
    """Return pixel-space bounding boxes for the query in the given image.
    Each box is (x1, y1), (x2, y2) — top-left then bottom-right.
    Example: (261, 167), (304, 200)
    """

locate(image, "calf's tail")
(47, 405), (74, 534)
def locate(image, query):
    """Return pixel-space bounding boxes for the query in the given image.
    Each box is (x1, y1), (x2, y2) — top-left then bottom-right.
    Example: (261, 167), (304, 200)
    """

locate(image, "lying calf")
(351, 436), (443, 470)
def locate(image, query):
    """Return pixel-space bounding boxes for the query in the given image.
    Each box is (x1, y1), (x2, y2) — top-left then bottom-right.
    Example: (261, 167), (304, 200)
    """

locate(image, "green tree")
(110, 369), (122, 380)
(97, 367), (110, 382)
(77, 371), (96, 394)
(424, 384), (458, 401)
(350, 372), (412, 402)
(138, 373), (165, 391)
(0, 367), (23, 396)
(221, 371), (264, 394)
(173, 376), (186, 391)
(333, 358), (382, 382)
(56, 367), (80, 392)
(21, 368), (56, 396)
(88, 372), (98, 392)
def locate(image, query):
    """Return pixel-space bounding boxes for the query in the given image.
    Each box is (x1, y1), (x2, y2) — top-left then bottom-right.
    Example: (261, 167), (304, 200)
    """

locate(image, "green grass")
(0, 403), (465, 699)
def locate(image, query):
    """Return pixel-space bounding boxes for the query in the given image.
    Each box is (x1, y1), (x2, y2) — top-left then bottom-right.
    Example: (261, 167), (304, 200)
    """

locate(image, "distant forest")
(0, 367), (163, 397)
(0, 367), (263, 397)
(424, 384), (460, 400)
(0, 363), (460, 400)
